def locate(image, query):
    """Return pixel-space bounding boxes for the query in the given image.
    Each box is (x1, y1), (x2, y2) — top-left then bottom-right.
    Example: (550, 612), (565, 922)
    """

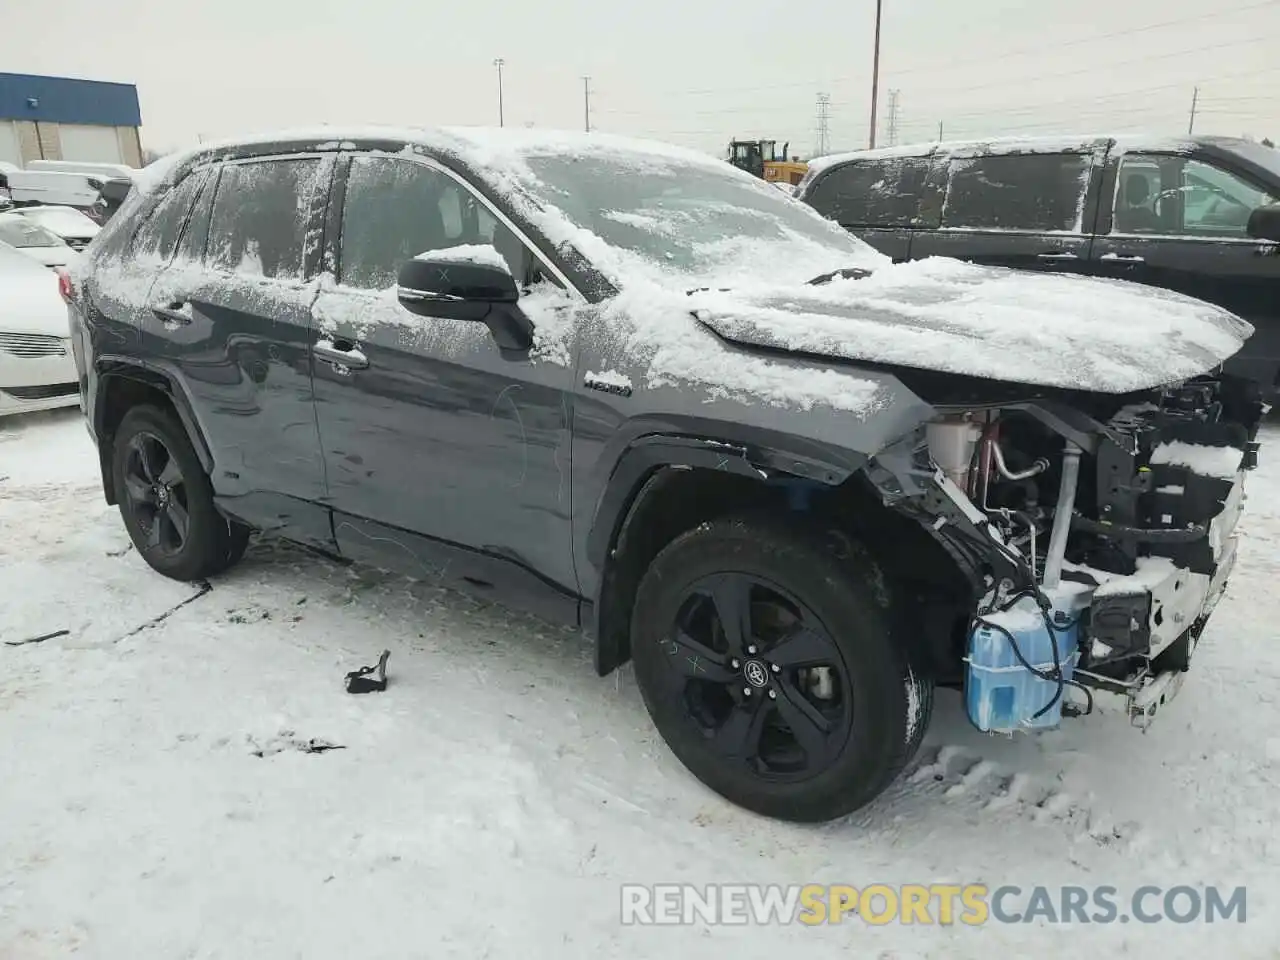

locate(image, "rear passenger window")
(943, 153), (1090, 232)
(129, 169), (207, 261)
(206, 158), (323, 279)
(807, 157), (931, 227)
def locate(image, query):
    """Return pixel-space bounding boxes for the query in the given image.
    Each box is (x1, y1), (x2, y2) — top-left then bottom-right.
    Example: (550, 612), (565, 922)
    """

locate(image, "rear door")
(908, 146), (1105, 273)
(147, 153), (336, 547)
(1090, 150), (1280, 391)
(803, 153), (934, 260)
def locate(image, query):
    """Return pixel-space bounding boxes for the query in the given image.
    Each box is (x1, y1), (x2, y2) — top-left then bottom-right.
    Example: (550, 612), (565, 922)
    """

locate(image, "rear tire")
(630, 514), (930, 822)
(112, 404), (249, 581)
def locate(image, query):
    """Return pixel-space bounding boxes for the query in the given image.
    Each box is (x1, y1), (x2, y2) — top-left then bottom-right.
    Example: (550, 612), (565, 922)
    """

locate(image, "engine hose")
(1071, 513), (1207, 542)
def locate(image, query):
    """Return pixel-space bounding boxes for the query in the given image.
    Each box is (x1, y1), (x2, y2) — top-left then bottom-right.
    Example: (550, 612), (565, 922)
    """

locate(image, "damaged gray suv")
(67, 127), (1263, 821)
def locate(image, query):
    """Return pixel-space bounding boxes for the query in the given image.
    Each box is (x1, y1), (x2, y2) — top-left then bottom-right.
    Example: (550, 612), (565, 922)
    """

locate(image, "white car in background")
(0, 242), (78, 416)
(0, 214), (77, 268)
(8, 205), (101, 251)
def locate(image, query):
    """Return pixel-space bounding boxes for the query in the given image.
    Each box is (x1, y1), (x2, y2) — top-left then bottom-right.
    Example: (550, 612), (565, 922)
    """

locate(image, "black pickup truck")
(797, 135), (1280, 395)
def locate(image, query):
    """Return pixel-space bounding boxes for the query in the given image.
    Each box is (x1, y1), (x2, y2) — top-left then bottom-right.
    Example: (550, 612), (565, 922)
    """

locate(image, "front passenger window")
(1113, 154), (1279, 238)
(339, 156), (539, 291)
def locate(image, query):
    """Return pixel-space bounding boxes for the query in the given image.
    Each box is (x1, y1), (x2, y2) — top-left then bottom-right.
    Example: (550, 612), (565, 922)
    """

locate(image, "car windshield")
(0, 215), (62, 248)
(518, 153), (884, 285)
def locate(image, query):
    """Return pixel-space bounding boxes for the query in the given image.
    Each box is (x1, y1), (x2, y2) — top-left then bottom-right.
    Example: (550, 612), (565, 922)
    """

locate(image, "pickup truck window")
(1114, 154), (1278, 238)
(807, 157), (931, 227)
(943, 153), (1090, 232)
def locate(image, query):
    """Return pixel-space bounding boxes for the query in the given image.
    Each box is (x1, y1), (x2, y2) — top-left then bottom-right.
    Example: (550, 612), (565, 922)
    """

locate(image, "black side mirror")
(396, 249), (533, 352)
(1246, 204), (1280, 243)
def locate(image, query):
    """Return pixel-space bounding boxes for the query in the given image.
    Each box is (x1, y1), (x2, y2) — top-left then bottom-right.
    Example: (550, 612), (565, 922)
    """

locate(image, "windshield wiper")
(807, 266), (873, 285)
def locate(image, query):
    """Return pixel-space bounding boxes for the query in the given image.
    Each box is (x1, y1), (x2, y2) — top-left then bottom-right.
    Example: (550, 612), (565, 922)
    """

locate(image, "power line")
(599, 61), (1280, 145)
(901, 35), (1269, 100)
(597, 40), (1275, 124)
(631, 0), (1279, 100)
(888, 0), (1279, 80)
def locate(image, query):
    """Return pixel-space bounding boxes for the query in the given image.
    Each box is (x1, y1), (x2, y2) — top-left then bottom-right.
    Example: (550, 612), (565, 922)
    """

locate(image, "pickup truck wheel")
(112, 405), (249, 581)
(630, 514), (927, 822)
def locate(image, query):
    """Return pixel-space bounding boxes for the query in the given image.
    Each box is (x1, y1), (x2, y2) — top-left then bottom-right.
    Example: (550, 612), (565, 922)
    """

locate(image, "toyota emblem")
(743, 660), (769, 688)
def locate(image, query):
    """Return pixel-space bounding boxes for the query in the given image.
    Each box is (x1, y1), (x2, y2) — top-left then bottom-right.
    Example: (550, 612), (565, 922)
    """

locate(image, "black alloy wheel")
(112, 404), (250, 581)
(657, 572), (853, 782)
(630, 514), (930, 822)
(121, 431), (191, 556)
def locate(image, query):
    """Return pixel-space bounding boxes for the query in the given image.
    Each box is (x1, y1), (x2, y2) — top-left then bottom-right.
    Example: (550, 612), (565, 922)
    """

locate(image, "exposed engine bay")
(866, 371), (1265, 733)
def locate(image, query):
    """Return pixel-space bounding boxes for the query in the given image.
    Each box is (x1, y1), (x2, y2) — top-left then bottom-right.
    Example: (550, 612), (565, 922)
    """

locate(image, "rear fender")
(93, 358), (213, 502)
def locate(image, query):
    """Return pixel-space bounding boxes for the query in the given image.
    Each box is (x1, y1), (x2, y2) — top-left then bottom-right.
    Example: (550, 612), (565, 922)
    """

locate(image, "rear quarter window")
(943, 153), (1091, 232)
(128, 168), (208, 262)
(807, 157), (931, 227)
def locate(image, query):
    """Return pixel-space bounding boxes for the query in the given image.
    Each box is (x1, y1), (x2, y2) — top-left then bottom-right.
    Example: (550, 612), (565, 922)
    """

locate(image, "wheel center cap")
(155, 485), (170, 507)
(743, 659), (769, 688)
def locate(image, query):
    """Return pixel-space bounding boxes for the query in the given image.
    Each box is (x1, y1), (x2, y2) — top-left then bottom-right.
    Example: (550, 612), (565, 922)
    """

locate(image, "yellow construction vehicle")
(728, 139), (809, 186)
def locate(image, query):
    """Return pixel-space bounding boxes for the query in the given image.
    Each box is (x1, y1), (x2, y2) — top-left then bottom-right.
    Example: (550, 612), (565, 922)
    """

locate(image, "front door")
(311, 153), (580, 623)
(147, 154), (335, 547)
(1090, 152), (1280, 391)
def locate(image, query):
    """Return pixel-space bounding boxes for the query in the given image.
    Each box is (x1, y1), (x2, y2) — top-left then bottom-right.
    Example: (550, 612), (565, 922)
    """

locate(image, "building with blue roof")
(0, 73), (143, 169)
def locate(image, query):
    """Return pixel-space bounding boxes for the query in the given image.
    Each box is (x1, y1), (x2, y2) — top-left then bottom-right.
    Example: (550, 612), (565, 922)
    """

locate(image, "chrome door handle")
(314, 338), (369, 371)
(1100, 253), (1145, 263)
(1036, 252), (1079, 261)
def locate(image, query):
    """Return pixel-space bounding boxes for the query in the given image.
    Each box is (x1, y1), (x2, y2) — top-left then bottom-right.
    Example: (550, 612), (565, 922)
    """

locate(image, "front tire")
(112, 404), (249, 581)
(630, 514), (929, 822)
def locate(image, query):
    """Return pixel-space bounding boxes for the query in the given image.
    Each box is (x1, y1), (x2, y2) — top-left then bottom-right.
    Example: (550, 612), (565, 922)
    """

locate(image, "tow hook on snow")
(1128, 670), (1187, 731)
(346, 649), (391, 694)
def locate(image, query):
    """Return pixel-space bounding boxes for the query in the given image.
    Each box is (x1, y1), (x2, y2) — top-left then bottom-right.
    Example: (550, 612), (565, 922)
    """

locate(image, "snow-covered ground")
(2, 408), (1278, 958)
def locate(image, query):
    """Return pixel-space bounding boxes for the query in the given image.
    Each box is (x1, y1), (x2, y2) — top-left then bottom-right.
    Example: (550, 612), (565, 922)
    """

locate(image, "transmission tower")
(815, 93), (831, 157)
(886, 89), (901, 147)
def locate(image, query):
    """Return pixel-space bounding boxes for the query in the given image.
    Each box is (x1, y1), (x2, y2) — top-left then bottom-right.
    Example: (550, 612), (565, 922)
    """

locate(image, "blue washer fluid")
(966, 598), (1080, 733)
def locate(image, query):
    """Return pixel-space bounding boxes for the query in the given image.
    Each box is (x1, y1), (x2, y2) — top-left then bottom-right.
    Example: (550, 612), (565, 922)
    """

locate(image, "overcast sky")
(7, 0), (1279, 158)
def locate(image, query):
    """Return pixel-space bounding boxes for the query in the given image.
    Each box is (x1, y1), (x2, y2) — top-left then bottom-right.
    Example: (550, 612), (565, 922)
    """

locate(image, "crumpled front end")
(863, 371), (1264, 732)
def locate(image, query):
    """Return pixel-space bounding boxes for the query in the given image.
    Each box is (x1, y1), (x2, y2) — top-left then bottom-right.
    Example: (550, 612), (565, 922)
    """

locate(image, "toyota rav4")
(66, 127), (1264, 822)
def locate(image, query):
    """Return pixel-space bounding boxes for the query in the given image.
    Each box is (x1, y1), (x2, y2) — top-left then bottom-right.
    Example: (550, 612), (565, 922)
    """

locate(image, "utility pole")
(1188, 86), (1199, 135)
(815, 92), (831, 157)
(886, 89), (901, 147)
(493, 58), (506, 127)
(582, 76), (591, 132)
(937, 120), (943, 142)
(868, 0), (884, 148)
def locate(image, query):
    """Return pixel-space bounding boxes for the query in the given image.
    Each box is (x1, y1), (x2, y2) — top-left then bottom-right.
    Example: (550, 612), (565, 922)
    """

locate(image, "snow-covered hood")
(690, 257), (1254, 394)
(0, 248), (71, 337)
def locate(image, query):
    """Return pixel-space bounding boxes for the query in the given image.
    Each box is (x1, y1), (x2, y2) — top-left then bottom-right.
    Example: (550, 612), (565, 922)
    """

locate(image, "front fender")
(575, 372), (934, 597)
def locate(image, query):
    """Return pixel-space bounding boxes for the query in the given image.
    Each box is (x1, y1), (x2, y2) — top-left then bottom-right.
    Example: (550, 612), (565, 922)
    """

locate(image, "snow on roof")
(133, 125), (725, 195)
(804, 132), (1206, 180)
